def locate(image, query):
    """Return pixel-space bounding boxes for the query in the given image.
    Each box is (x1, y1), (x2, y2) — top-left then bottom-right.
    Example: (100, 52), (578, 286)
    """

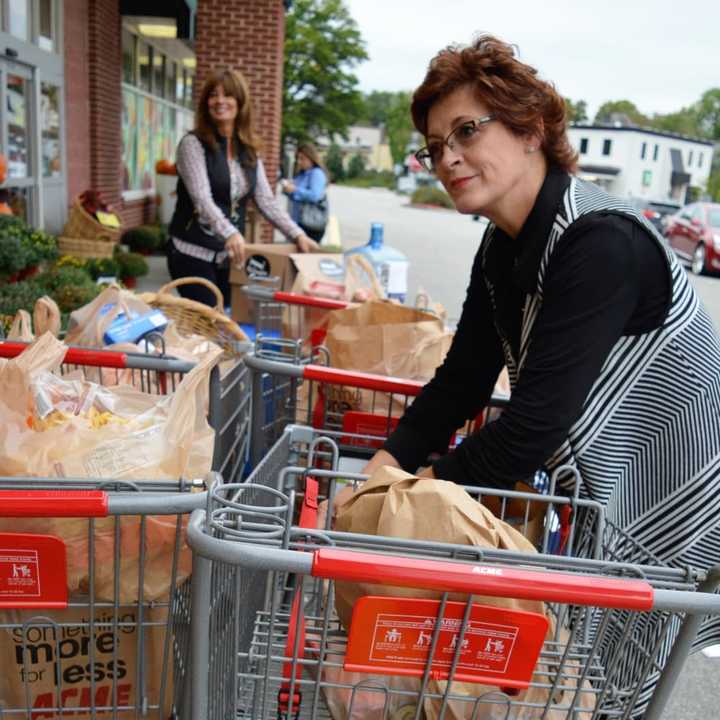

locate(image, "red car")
(665, 202), (720, 276)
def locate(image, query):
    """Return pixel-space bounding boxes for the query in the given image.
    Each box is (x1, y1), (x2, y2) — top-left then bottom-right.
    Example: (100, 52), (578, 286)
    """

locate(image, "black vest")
(169, 132), (257, 252)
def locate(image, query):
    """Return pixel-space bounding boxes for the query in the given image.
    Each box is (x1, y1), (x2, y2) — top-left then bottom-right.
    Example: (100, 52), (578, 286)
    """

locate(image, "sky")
(343, 0), (720, 119)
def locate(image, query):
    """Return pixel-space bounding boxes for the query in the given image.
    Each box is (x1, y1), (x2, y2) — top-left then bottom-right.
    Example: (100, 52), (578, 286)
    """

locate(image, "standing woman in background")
(282, 143), (329, 243)
(168, 69), (318, 308)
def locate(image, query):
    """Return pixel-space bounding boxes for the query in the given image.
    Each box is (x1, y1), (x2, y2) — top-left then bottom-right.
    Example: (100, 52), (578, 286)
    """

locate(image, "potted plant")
(0, 222), (29, 283)
(115, 251), (148, 289)
(121, 225), (164, 255)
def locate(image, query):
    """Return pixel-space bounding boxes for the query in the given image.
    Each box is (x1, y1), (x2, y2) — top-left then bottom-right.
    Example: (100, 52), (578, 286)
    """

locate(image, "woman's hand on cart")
(225, 232), (246, 265)
(296, 233), (320, 253)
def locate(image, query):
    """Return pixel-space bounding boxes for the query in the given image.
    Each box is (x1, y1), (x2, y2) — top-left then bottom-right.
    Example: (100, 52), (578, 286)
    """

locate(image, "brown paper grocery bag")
(0, 603), (175, 719)
(332, 466), (542, 628)
(326, 467), (595, 719)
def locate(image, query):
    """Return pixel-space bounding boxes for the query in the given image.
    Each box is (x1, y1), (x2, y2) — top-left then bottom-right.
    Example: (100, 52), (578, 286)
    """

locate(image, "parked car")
(665, 202), (720, 276)
(628, 197), (682, 235)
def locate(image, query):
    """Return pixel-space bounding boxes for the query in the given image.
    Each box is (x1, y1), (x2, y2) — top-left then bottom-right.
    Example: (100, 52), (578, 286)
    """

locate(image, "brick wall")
(195, 0), (286, 242)
(63, 0), (91, 204)
(87, 0), (123, 218)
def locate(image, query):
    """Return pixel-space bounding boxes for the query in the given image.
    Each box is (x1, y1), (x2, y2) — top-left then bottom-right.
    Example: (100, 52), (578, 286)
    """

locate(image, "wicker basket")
(139, 277), (249, 357)
(62, 196), (122, 243)
(58, 236), (117, 259)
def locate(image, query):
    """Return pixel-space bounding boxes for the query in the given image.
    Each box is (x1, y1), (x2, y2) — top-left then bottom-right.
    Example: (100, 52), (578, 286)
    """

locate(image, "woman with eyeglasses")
(357, 34), (720, 667)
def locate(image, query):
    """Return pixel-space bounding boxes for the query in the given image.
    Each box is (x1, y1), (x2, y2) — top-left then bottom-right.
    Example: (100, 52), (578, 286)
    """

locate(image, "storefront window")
(8, 0), (29, 41)
(176, 67), (186, 106)
(6, 73), (30, 179)
(138, 42), (151, 93)
(41, 83), (61, 177)
(166, 61), (178, 103)
(153, 51), (165, 98)
(184, 70), (194, 109)
(38, 0), (54, 52)
(122, 29), (136, 85)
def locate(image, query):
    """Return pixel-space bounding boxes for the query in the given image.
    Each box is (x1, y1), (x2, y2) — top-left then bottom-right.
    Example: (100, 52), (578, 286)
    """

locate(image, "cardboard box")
(230, 243), (300, 324)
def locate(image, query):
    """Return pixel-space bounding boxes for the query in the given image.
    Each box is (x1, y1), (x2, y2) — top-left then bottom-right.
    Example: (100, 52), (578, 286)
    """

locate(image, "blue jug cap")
(369, 222), (384, 249)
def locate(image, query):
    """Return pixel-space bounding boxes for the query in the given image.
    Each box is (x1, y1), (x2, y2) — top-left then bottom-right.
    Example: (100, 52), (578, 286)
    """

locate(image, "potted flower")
(115, 251), (148, 289)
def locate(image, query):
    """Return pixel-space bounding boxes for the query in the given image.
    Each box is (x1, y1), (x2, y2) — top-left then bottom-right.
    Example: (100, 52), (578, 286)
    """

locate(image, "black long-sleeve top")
(383, 169), (672, 488)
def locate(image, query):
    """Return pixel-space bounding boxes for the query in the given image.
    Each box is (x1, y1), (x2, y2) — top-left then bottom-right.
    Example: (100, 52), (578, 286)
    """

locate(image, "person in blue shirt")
(281, 143), (329, 241)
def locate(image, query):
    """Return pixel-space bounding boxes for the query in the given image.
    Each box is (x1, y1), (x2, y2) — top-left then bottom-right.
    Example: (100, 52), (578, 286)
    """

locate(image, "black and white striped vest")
(483, 178), (720, 648)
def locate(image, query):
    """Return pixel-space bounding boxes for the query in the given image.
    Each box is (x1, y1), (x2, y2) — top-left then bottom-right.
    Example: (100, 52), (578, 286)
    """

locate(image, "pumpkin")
(155, 159), (177, 175)
(0, 154), (7, 184)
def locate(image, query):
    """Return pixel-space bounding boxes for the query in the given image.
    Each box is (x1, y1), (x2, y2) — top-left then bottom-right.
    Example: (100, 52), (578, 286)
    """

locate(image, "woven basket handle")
(158, 277), (225, 312)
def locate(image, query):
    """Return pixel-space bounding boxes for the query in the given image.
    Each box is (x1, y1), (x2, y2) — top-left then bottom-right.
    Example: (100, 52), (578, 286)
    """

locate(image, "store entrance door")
(0, 58), (39, 224)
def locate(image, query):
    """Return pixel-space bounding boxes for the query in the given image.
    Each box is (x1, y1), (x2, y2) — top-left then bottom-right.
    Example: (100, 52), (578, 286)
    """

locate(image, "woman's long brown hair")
(194, 69), (261, 166)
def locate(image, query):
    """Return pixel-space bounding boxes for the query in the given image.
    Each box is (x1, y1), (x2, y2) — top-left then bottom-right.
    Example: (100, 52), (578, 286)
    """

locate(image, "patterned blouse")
(173, 134), (303, 262)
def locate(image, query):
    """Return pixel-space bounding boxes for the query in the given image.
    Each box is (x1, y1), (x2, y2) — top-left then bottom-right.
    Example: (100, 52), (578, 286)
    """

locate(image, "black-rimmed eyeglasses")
(415, 115), (496, 173)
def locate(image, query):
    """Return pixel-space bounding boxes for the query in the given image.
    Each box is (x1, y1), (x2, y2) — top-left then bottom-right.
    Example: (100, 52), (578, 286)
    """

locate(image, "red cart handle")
(0, 490), (109, 517)
(273, 291), (349, 310)
(303, 364), (425, 396)
(311, 549), (654, 611)
(0, 341), (129, 369)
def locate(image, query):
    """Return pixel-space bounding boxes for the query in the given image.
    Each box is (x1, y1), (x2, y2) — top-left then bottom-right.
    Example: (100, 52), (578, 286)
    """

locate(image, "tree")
(282, 0), (368, 145)
(347, 153), (366, 179)
(360, 91), (396, 126)
(648, 107), (701, 137)
(385, 92), (414, 165)
(594, 100), (648, 126)
(565, 98), (588, 123)
(696, 88), (720, 140)
(359, 90), (414, 165)
(325, 143), (345, 181)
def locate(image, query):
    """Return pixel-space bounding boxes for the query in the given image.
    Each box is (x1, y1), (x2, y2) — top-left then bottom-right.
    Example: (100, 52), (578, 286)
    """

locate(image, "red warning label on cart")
(0, 549), (40, 597)
(345, 597), (548, 688)
(0, 533), (67, 607)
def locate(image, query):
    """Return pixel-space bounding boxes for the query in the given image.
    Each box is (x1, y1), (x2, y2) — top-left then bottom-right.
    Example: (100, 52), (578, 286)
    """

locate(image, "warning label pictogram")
(345, 596), (548, 689)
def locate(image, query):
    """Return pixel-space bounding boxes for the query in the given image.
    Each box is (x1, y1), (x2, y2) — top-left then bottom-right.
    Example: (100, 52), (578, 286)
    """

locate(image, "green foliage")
(338, 170), (395, 189)
(0, 215), (58, 276)
(696, 88), (720, 140)
(0, 281), (46, 320)
(347, 153), (366, 179)
(283, 0), (368, 144)
(51, 283), (101, 314)
(594, 100), (648, 126)
(0, 232), (29, 277)
(385, 92), (414, 165)
(410, 186), (454, 209)
(37, 265), (94, 292)
(359, 91), (414, 165)
(325, 143), (345, 181)
(565, 98), (588, 123)
(85, 257), (119, 280)
(115, 250), (149, 278)
(121, 224), (165, 253)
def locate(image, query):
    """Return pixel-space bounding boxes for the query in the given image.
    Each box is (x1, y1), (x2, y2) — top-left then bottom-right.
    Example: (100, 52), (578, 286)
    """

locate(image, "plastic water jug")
(345, 223), (408, 302)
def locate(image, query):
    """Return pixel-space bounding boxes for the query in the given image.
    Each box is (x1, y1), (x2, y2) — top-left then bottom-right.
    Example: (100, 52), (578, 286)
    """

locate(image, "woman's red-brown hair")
(411, 35), (577, 173)
(194, 69), (261, 166)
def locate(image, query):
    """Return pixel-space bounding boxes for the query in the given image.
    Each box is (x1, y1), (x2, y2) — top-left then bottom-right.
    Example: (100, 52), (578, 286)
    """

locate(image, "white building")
(567, 124), (715, 203)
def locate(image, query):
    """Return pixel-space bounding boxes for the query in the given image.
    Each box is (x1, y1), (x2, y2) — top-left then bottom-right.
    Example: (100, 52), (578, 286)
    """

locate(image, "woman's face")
(426, 83), (537, 217)
(207, 85), (239, 126)
(296, 152), (313, 171)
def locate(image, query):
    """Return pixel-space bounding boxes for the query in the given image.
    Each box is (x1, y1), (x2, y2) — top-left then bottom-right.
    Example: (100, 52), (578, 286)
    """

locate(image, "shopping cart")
(0, 475), (211, 719)
(242, 283), (350, 348)
(187, 425), (720, 720)
(0, 340), (251, 483)
(245, 348), (510, 470)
